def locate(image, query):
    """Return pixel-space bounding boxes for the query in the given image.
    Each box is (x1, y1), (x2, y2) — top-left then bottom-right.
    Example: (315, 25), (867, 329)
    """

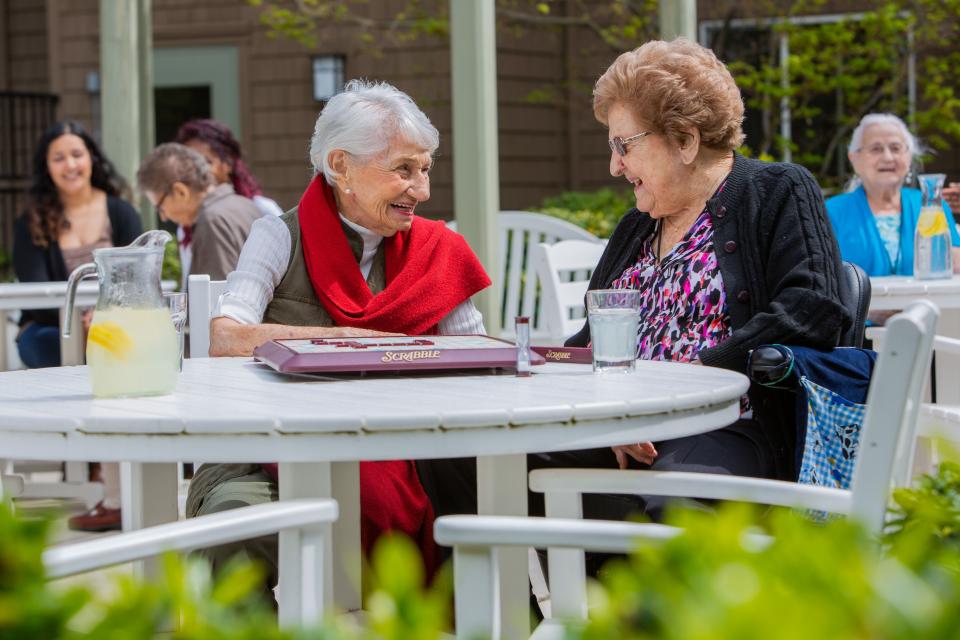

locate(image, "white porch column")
(100, 0), (155, 229)
(450, 0), (501, 336)
(659, 0), (697, 41)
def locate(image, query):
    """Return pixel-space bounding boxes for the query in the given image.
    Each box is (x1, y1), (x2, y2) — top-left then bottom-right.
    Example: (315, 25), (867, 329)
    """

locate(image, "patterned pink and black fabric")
(612, 207), (732, 364)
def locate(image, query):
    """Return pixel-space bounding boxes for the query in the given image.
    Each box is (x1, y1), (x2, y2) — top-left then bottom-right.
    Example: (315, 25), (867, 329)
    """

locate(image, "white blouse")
(215, 214), (487, 335)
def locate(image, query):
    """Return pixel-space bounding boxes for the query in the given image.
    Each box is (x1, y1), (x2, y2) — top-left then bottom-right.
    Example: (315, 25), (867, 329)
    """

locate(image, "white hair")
(844, 113), (924, 192)
(848, 113), (921, 155)
(309, 79), (439, 184)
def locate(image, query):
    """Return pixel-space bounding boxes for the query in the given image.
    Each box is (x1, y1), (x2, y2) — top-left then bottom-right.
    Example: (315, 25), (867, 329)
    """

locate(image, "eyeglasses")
(608, 130), (653, 157)
(857, 142), (908, 157)
(154, 190), (170, 216)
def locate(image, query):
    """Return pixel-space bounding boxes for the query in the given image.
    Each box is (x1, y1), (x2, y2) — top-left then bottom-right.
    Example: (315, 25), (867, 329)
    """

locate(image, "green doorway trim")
(153, 45), (240, 137)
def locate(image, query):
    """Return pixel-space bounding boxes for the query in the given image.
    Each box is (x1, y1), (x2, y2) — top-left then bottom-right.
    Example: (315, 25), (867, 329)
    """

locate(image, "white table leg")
(120, 462), (179, 579)
(477, 453), (529, 640)
(921, 308), (960, 476)
(278, 461), (360, 627)
(0, 313), (8, 372)
(934, 310), (960, 404)
(64, 461), (87, 483)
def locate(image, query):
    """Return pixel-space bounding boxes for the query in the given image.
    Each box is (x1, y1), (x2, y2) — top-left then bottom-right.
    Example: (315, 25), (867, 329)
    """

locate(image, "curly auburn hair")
(27, 120), (129, 248)
(174, 119), (262, 198)
(593, 38), (745, 152)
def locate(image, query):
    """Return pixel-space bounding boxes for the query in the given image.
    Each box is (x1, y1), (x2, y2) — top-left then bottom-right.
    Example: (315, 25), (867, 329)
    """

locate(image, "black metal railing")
(0, 91), (59, 259)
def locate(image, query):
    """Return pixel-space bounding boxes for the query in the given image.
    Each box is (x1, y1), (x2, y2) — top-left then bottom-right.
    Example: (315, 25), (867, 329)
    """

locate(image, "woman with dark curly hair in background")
(13, 119), (142, 534)
(13, 119), (142, 369)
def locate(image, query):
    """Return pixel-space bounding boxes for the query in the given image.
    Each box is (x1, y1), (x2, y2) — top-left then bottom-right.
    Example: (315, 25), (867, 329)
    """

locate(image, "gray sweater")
(190, 184), (261, 280)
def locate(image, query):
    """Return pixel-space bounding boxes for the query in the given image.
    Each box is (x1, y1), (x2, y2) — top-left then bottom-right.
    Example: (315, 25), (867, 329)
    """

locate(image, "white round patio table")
(0, 356), (747, 635)
(869, 275), (960, 311)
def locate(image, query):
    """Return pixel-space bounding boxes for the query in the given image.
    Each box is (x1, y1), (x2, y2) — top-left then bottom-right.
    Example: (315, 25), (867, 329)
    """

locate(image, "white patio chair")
(44, 498), (338, 627)
(0, 309), (102, 509)
(867, 326), (960, 470)
(187, 274), (228, 358)
(530, 240), (606, 344)
(449, 212), (601, 340)
(2, 309), (23, 370)
(435, 301), (938, 640)
(6, 464), (103, 509)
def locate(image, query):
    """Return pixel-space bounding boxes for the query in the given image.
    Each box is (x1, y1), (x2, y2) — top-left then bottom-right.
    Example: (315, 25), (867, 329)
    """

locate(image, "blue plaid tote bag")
(797, 377), (866, 489)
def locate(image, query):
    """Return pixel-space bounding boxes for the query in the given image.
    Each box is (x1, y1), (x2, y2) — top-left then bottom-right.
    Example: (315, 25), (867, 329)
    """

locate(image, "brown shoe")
(68, 502), (121, 532)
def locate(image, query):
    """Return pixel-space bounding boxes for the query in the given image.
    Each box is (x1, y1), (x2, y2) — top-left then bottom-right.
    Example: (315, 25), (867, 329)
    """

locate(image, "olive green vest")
(262, 209), (386, 327)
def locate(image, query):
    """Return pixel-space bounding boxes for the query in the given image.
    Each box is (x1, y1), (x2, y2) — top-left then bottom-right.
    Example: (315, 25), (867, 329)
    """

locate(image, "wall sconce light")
(312, 56), (345, 102)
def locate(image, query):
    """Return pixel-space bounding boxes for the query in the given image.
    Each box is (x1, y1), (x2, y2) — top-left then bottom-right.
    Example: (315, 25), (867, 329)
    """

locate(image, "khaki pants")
(186, 464), (279, 604)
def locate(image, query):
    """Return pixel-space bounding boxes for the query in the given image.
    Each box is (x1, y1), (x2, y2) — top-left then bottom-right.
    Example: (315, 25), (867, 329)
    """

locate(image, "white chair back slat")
(187, 274), (229, 358)
(532, 240), (606, 343)
(503, 229), (527, 333)
(851, 300), (939, 533)
(443, 212), (601, 340)
(519, 233), (542, 322)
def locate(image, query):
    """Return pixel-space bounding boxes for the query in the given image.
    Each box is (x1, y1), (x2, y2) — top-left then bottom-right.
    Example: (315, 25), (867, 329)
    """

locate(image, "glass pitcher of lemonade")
(62, 230), (179, 397)
(915, 173), (953, 280)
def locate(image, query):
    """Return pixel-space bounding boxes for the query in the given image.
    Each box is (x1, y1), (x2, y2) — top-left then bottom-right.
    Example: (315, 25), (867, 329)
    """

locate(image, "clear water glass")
(587, 289), (640, 373)
(164, 291), (187, 372)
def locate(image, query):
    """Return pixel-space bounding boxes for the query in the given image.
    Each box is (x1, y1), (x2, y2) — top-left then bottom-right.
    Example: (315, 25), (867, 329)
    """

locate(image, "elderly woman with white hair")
(826, 112), (960, 276)
(186, 79), (490, 596)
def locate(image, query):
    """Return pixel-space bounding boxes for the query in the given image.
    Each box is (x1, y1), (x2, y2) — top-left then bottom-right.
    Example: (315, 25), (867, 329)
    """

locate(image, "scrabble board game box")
(253, 334), (547, 374)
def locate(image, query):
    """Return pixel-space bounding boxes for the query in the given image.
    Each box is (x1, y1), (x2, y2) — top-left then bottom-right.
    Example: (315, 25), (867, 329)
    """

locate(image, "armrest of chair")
(435, 515), (679, 554)
(435, 514), (772, 635)
(435, 515), (682, 633)
(44, 498), (338, 579)
(932, 335), (960, 355)
(867, 327), (960, 357)
(529, 469), (854, 515)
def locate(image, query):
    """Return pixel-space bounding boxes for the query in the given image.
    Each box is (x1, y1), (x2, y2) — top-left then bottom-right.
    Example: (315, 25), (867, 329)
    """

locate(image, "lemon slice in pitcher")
(918, 207), (950, 238)
(88, 321), (133, 360)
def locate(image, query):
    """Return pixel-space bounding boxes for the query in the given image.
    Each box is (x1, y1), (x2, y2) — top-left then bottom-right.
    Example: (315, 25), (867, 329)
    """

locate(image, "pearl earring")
(344, 187), (352, 194)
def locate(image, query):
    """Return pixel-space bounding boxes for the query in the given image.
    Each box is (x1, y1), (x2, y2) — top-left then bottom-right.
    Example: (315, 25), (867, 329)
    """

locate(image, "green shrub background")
(532, 188), (634, 239)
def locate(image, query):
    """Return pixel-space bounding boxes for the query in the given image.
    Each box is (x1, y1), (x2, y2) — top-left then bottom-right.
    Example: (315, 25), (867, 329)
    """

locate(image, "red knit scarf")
(266, 177), (491, 576)
(297, 176), (491, 334)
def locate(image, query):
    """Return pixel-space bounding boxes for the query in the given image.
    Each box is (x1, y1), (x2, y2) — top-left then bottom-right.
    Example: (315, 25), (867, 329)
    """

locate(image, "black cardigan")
(13, 196), (143, 327)
(566, 153), (851, 479)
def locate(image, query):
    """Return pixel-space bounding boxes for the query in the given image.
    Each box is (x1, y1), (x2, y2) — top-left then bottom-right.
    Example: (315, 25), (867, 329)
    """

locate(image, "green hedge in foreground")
(4, 462), (960, 638)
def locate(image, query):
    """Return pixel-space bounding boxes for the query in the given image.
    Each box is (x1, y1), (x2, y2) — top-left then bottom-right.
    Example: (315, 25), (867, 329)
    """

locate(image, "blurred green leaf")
(162, 239), (182, 289)
(0, 249), (12, 283)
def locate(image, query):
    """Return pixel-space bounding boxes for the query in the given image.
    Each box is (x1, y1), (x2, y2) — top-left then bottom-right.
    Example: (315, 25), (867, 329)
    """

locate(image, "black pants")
(417, 418), (776, 524)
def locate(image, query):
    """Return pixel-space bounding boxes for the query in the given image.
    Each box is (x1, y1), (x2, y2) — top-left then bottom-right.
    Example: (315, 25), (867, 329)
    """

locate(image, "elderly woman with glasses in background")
(826, 113), (960, 277)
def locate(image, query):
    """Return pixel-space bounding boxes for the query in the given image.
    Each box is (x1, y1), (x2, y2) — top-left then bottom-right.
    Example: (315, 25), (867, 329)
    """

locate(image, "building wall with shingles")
(5, 0), (617, 220)
(4, 0), (958, 222)
(4, 0), (49, 92)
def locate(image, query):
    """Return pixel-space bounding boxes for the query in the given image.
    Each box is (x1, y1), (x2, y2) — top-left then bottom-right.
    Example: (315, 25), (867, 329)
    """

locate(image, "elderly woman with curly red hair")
(548, 38), (852, 516)
(421, 39), (852, 542)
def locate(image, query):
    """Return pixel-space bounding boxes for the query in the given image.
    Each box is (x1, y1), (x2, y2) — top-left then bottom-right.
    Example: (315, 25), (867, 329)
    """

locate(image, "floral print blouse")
(612, 207), (732, 364)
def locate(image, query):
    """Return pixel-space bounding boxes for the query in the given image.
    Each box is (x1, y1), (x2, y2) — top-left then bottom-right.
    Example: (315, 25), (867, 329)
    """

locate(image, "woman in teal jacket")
(826, 113), (960, 276)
